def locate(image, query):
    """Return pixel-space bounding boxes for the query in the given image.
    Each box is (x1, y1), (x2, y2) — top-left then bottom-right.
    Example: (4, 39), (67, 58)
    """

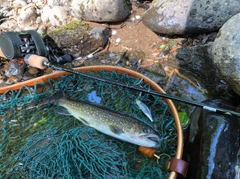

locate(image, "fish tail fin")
(48, 90), (66, 104)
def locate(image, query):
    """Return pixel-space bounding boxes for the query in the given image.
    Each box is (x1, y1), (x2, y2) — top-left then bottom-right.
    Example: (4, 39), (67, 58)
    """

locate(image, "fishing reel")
(0, 30), (73, 64)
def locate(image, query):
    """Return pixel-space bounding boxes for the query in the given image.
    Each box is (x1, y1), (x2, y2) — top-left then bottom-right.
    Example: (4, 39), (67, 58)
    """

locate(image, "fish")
(50, 91), (161, 148)
(136, 98), (153, 122)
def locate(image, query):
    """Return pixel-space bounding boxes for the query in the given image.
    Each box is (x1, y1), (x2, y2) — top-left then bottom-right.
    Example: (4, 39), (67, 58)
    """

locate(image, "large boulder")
(71, 0), (131, 22)
(17, 6), (38, 30)
(212, 13), (240, 96)
(142, 0), (240, 35)
(41, 6), (69, 27)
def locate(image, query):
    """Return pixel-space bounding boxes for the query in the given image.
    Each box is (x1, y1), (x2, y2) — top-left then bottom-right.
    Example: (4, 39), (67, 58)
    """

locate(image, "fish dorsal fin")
(109, 125), (124, 135)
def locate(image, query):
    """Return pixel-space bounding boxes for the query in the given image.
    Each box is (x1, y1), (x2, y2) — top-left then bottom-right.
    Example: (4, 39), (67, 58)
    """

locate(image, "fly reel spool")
(0, 30), (73, 65)
(0, 30), (48, 59)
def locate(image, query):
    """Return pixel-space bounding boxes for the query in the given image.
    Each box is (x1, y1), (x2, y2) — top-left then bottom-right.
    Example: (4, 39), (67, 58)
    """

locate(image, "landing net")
(0, 70), (177, 179)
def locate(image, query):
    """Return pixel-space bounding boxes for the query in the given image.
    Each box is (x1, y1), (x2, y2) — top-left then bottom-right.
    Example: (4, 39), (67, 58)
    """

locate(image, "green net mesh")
(0, 70), (177, 179)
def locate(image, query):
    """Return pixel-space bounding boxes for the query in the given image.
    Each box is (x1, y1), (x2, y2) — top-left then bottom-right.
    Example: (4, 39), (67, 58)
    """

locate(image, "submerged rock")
(142, 0), (240, 35)
(71, 0), (131, 22)
(173, 43), (235, 100)
(212, 13), (240, 97)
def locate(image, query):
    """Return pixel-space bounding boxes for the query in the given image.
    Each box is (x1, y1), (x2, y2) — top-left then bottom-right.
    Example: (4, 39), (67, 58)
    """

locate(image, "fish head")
(135, 126), (161, 148)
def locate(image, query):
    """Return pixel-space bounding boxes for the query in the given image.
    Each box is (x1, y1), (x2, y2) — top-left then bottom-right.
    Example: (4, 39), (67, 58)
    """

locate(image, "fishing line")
(43, 61), (240, 118)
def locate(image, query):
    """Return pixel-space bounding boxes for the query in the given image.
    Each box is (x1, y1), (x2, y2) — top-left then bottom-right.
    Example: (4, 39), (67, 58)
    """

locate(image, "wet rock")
(146, 42), (240, 113)
(185, 99), (240, 179)
(47, 20), (110, 58)
(142, 63), (166, 77)
(142, 0), (240, 35)
(212, 13), (240, 97)
(165, 73), (208, 113)
(71, 0), (131, 22)
(166, 43), (237, 102)
(159, 44), (211, 101)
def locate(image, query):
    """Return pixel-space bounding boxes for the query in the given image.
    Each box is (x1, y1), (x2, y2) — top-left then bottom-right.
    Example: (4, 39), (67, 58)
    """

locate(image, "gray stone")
(173, 43), (235, 101)
(47, 25), (111, 59)
(17, 6), (38, 30)
(212, 13), (240, 96)
(48, 6), (69, 27)
(71, 0), (131, 22)
(40, 5), (51, 23)
(41, 5), (69, 26)
(142, 0), (240, 35)
(47, 0), (70, 7)
(13, 0), (27, 7)
(0, 19), (20, 31)
(0, 6), (11, 18)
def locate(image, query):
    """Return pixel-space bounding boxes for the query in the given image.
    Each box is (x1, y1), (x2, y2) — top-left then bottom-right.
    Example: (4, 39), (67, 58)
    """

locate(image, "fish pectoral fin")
(57, 109), (71, 116)
(109, 125), (124, 135)
(78, 117), (90, 126)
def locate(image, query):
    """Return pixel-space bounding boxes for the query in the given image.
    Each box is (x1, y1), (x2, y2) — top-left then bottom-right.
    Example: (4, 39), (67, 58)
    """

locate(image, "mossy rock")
(50, 20), (90, 34)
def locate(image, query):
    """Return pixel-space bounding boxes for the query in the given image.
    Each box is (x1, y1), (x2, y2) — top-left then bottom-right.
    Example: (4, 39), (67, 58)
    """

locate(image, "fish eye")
(143, 128), (153, 133)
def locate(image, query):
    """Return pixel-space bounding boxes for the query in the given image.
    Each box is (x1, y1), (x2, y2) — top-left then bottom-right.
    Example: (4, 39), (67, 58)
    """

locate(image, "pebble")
(116, 38), (121, 43)
(135, 15), (141, 19)
(111, 30), (117, 35)
(109, 53), (115, 58)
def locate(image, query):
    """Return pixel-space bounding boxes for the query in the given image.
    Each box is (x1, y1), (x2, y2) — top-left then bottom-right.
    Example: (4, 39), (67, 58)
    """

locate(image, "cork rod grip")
(0, 48), (6, 58)
(26, 54), (48, 70)
(0, 49), (48, 70)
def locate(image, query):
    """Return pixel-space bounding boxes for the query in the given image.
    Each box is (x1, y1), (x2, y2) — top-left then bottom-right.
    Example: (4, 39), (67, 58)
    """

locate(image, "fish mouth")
(147, 136), (160, 144)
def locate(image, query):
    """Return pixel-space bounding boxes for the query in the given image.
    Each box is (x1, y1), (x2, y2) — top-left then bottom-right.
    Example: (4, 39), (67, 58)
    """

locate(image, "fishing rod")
(42, 61), (240, 118)
(0, 30), (239, 118)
